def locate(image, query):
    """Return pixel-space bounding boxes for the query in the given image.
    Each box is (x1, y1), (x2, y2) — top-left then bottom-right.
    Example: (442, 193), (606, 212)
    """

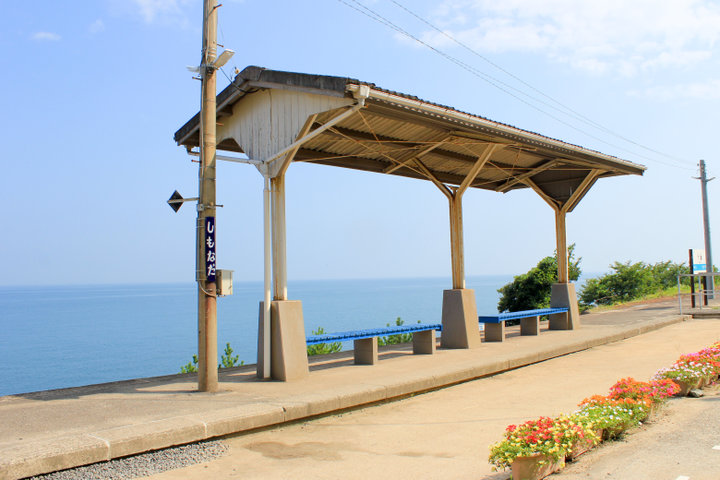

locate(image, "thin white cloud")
(630, 79), (720, 101)
(89, 19), (105, 34)
(425, 0), (720, 76)
(132, 0), (191, 25)
(32, 31), (61, 42)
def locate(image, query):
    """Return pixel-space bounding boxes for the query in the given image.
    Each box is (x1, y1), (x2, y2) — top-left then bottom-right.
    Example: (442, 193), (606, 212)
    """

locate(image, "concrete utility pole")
(698, 159), (715, 299)
(197, 0), (219, 392)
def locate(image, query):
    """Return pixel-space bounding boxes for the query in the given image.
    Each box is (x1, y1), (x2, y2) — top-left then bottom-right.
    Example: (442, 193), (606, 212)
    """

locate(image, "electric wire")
(390, 0), (694, 169)
(336, 0), (695, 171)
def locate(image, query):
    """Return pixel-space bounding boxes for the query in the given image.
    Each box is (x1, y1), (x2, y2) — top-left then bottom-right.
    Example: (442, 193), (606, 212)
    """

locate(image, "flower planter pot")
(603, 426), (626, 440)
(672, 379), (699, 396)
(645, 404), (661, 422)
(566, 429), (602, 461)
(511, 454), (564, 480)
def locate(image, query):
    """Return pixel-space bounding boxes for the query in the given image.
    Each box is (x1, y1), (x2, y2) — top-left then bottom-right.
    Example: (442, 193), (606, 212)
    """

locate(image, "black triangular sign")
(167, 190), (184, 213)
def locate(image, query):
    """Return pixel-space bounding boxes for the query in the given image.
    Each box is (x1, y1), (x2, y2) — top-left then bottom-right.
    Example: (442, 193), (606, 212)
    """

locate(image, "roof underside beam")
(563, 169), (603, 213)
(312, 125), (536, 174)
(495, 159), (560, 193)
(294, 148), (474, 188)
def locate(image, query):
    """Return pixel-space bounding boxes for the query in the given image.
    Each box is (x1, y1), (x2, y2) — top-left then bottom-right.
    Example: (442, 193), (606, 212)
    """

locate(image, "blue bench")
(306, 323), (441, 365)
(478, 308), (569, 342)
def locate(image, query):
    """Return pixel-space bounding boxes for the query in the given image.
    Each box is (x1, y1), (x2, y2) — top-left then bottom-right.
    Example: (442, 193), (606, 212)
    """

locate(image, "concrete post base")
(521, 316), (540, 335)
(484, 323), (505, 342)
(550, 283), (581, 330)
(441, 289), (481, 349)
(257, 300), (309, 381)
(256, 302), (267, 378)
(353, 338), (378, 365)
(412, 330), (437, 354)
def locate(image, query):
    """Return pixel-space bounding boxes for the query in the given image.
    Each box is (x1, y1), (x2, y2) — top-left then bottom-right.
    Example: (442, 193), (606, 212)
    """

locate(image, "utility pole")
(197, 0), (219, 392)
(698, 159), (715, 299)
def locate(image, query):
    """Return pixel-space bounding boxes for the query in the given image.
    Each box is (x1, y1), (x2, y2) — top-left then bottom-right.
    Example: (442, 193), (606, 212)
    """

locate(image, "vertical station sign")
(693, 249), (707, 274)
(205, 216), (216, 282)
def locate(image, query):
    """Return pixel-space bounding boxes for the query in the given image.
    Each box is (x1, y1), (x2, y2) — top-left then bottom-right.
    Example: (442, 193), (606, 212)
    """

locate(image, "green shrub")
(181, 354), (198, 373)
(306, 327), (342, 356)
(497, 244), (581, 313)
(180, 342), (244, 373)
(580, 261), (689, 306)
(378, 317), (420, 345)
(219, 342), (244, 369)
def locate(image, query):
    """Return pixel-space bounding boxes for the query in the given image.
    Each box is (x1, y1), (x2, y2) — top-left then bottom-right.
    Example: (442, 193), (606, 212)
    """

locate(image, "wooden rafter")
(326, 126), (427, 178)
(414, 157), (453, 199)
(496, 159), (559, 193)
(525, 178), (561, 211)
(562, 169), (603, 213)
(383, 133), (453, 174)
(458, 144), (499, 195)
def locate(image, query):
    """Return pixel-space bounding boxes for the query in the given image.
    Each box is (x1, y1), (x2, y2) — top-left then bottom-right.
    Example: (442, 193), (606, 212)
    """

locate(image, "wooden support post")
(555, 209), (568, 284)
(449, 191), (465, 290)
(197, 0), (218, 392)
(689, 249), (696, 309)
(271, 174), (288, 301)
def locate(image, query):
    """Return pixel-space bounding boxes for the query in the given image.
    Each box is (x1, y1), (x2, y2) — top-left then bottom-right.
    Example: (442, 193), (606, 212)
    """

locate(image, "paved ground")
(0, 300), (710, 479)
(137, 314), (720, 480)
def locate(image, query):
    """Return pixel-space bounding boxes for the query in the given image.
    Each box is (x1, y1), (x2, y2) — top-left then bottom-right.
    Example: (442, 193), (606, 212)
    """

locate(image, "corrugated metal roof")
(174, 65), (645, 208)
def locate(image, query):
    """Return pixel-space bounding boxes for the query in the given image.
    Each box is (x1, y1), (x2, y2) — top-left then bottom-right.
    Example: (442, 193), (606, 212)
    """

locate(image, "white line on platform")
(713, 445), (720, 451)
(676, 476), (690, 480)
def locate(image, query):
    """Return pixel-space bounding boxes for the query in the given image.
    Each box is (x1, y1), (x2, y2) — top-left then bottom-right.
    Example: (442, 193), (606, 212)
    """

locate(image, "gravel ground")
(29, 440), (228, 480)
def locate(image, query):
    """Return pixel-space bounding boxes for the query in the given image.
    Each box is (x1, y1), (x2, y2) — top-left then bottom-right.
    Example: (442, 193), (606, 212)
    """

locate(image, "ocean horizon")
(0, 274), (596, 396)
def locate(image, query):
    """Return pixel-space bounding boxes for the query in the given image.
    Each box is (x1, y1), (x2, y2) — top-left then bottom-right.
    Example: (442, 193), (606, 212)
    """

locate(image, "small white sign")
(693, 249), (707, 273)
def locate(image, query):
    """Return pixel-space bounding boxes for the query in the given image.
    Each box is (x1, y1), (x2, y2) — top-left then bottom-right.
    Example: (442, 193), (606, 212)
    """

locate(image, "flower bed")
(653, 351), (720, 392)
(488, 341), (718, 477)
(488, 415), (596, 472)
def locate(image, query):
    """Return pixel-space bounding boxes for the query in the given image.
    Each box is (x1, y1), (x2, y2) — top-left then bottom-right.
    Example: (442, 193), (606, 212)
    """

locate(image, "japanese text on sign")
(693, 249), (707, 274)
(205, 216), (216, 282)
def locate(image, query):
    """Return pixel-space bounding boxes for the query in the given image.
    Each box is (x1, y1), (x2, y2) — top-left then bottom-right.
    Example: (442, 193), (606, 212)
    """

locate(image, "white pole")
(262, 176), (272, 379)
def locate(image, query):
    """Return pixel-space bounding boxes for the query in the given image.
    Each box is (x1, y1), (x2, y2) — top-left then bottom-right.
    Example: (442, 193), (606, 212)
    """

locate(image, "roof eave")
(363, 87), (646, 176)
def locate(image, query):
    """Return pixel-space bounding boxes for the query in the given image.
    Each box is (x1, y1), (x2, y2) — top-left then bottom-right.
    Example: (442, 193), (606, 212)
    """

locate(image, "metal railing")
(677, 272), (719, 314)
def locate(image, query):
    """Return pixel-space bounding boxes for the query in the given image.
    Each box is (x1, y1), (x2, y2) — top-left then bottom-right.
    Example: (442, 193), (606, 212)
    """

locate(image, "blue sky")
(2, 0), (718, 286)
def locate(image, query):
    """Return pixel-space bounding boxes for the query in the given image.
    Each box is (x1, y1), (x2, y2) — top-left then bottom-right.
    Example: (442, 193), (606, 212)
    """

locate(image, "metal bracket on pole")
(167, 191), (199, 212)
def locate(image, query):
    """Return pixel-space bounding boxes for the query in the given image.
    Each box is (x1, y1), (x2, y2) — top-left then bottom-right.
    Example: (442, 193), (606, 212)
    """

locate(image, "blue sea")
(0, 276), (512, 396)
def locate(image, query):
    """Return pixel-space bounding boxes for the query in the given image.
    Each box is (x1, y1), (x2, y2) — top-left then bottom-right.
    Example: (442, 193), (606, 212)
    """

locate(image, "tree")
(497, 245), (581, 313)
(579, 260), (688, 306)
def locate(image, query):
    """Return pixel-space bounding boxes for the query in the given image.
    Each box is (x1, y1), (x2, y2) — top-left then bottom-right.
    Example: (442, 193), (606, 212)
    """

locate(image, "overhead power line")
(389, 0), (695, 169)
(335, 0), (696, 171)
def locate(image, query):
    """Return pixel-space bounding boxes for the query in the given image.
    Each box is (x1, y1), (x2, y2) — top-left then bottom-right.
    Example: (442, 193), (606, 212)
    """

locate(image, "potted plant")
(607, 377), (678, 417)
(555, 415), (600, 461)
(575, 395), (648, 439)
(654, 362), (707, 395)
(489, 416), (580, 479)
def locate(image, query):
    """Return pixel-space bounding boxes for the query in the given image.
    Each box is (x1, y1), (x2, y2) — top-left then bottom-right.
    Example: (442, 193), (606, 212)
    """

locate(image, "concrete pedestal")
(353, 338), (378, 365)
(520, 316), (540, 335)
(550, 283), (581, 330)
(441, 289), (481, 349)
(412, 330), (437, 354)
(484, 323), (505, 342)
(256, 300), (309, 381)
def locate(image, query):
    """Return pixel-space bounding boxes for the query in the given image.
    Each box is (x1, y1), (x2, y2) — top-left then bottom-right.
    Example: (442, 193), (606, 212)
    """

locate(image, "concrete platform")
(0, 302), (690, 480)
